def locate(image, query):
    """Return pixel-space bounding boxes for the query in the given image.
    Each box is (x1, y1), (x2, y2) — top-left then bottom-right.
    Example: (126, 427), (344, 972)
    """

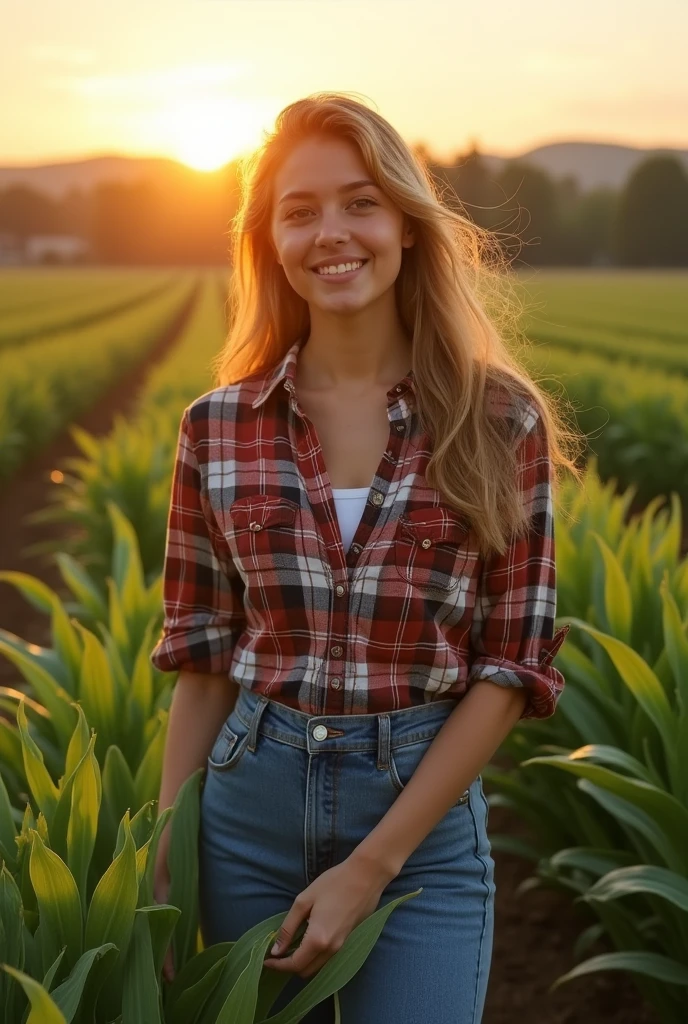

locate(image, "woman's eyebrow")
(278, 179), (379, 205)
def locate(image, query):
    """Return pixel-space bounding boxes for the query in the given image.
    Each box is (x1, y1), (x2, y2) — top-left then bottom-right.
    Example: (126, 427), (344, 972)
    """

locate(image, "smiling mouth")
(311, 259), (370, 279)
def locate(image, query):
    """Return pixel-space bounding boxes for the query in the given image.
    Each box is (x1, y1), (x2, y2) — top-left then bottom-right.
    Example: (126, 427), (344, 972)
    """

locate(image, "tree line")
(1, 144), (687, 266)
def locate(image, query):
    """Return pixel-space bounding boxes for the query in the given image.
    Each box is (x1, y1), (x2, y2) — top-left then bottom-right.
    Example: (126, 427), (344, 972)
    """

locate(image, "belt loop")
(376, 713), (391, 770)
(248, 694), (269, 752)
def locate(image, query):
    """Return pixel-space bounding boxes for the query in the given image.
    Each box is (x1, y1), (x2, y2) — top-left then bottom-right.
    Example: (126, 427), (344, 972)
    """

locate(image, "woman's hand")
(263, 855), (392, 980)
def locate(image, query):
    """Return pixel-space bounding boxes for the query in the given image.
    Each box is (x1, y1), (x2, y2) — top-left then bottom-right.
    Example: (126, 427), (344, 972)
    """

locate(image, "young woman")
(151, 92), (582, 1023)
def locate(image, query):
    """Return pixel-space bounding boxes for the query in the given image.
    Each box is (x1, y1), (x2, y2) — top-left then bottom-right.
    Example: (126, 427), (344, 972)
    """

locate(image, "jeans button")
(313, 725), (328, 741)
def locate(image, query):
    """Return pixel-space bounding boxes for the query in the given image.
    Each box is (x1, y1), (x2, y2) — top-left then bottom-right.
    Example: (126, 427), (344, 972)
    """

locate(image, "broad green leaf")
(215, 936), (266, 1023)
(54, 552), (108, 623)
(63, 703), (91, 784)
(0, 571), (57, 615)
(660, 579), (688, 715)
(139, 805), (173, 908)
(102, 744), (136, 827)
(566, 620), (676, 755)
(593, 534), (632, 643)
(106, 576), (129, 652)
(0, 864), (24, 970)
(167, 769), (204, 972)
(51, 730), (99, 864)
(550, 950), (688, 990)
(548, 846), (634, 879)
(522, 753), (688, 863)
(29, 830), (83, 974)
(121, 911), (161, 1024)
(556, 743), (655, 783)
(0, 716), (24, 788)
(61, 944), (119, 1024)
(138, 903), (181, 982)
(0, 640), (75, 740)
(0, 770), (18, 868)
(164, 941), (234, 1018)
(17, 702), (60, 830)
(67, 736), (101, 911)
(114, 800), (155, 859)
(0, 964), (67, 1023)
(107, 501), (145, 621)
(41, 945), (67, 995)
(168, 954), (228, 1024)
(84, 811), (138, 960)
(49, 943), (117, 1022)
(72, 623), (119, 757)
(584, 863), (688, 911)
(133, 710), (167, 809)
(129, 614), (153, 720)
(577, 779), (681, 871)
(50, 600), (82, 694)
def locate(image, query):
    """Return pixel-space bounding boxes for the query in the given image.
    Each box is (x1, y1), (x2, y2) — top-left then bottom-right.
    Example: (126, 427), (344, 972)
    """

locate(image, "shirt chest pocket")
(394, 507), (473, 592)
(229, 495), (301, 579)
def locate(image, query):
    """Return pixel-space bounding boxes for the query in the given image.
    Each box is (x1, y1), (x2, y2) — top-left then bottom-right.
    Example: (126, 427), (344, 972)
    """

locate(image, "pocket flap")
(398, 507), (470, 546)
(230, 495), (299, 530)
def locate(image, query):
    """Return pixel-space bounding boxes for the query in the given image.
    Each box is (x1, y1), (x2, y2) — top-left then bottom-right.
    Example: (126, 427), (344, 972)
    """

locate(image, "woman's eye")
(286, 197), (377, 220)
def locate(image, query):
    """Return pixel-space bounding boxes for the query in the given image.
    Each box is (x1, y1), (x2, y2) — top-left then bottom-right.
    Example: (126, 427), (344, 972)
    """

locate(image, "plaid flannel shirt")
(149, 336), (569, 719)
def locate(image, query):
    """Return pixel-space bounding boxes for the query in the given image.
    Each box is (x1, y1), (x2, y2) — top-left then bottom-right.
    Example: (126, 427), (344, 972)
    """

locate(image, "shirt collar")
(252, 334), (416, 409)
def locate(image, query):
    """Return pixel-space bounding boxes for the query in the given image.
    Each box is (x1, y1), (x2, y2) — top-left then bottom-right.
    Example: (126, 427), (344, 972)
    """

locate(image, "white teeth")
(315, 260), (365, 275)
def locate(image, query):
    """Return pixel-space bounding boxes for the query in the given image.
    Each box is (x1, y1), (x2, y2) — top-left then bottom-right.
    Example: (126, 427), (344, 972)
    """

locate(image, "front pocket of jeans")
(389, 738), (469, 806)
(207, 720), (249, 772)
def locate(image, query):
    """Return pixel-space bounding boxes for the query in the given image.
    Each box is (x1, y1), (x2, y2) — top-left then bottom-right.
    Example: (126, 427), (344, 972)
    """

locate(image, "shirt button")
(249, 521), (262, 531)
(330, 677), (341, 689)
(421, 538), (432, 549)
(331, 645), (343, 657)
(313, 725), (328, 741)
(335, 584), (346, 597)
(351, 543), (361, 554)
(371, 491), (383, 506)
(395, 423), (405, 433)
(395, 385), (402, 392)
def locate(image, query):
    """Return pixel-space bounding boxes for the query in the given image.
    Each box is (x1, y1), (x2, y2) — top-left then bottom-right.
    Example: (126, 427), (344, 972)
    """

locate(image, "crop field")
(0, 267), (685, 1024)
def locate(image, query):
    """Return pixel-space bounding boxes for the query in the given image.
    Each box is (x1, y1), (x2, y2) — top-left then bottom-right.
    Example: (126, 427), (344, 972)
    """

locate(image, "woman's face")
(269, 134), (414, 315)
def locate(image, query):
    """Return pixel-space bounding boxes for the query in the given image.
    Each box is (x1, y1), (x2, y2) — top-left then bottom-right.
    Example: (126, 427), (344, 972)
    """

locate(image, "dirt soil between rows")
(0, 299), (673, 1021)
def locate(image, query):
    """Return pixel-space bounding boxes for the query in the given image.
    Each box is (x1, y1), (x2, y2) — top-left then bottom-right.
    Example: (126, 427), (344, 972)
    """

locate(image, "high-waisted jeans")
(198, 685), (496, 1024)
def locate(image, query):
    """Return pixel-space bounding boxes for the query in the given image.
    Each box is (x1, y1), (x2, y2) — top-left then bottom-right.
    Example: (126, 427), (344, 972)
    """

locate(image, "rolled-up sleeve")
(467, 402), (570, 720)
(149, 406), (246, 675)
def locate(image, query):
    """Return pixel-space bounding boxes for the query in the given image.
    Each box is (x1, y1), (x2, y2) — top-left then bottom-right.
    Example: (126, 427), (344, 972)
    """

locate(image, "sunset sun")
(161, 98), (261, 171)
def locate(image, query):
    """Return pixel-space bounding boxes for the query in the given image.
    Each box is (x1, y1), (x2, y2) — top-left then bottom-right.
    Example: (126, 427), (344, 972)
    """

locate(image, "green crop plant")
(484, 463), (688, 1020)
(0, 704), (417, 1023)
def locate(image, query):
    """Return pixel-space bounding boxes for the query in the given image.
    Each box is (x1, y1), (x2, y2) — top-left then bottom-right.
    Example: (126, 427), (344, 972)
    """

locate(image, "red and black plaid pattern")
(150, 336), (569, 719)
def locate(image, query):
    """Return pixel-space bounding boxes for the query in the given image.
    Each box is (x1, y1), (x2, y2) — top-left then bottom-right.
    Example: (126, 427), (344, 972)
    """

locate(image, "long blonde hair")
(211, 91), (585, 557)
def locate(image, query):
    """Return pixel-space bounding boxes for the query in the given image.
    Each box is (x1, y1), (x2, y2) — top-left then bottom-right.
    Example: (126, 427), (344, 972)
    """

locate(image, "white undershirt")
(331, 486), (371, 552)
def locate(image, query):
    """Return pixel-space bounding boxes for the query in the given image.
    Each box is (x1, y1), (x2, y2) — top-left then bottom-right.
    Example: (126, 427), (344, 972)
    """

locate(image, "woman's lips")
(311, 259), (369, 282)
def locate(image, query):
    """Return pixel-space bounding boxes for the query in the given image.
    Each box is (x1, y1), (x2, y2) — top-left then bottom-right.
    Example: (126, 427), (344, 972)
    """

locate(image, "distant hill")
(483, 141), (688, 192)
(0, 141), (687, 198)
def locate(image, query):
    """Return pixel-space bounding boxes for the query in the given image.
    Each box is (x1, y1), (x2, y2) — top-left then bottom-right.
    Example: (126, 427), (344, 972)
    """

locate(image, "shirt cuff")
(467, 624), (570, 720)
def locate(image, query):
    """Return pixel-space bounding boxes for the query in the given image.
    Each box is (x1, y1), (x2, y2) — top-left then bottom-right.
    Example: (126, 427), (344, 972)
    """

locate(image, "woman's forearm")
(156, 670), (240, 857)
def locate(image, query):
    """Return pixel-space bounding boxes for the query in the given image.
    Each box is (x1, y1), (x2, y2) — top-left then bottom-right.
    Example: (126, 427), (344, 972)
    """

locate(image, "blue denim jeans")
(198, 685), (496, 1024)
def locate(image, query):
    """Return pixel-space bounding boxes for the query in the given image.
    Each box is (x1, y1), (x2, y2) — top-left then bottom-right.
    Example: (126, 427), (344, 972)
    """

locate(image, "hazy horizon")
(3, 0), (687, 172)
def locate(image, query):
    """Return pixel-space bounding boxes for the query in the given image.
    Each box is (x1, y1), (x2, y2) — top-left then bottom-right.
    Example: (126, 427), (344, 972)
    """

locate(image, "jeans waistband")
(233, 684), (459, 755)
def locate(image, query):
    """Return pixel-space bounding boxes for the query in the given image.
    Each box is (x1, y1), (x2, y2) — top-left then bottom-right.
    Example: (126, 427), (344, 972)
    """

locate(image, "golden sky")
(2, 0), (687, 170)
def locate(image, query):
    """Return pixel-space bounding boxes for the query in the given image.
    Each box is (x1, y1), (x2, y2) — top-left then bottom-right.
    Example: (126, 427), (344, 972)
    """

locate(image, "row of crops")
(0, 270), (687, 1020)
(0, 270), (201, 481)
(1, 269), (687, 514)
(516, 271), (688, 509)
